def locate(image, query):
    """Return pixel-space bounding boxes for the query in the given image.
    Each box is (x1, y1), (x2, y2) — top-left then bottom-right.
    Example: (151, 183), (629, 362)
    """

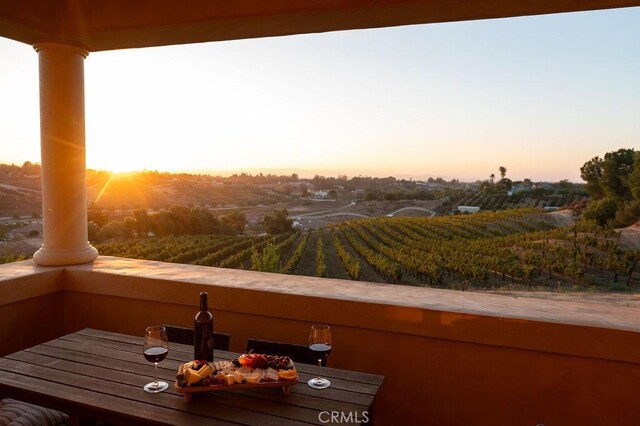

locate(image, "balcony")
(2, 257), (640, 425)
(2, 1), (640, 424)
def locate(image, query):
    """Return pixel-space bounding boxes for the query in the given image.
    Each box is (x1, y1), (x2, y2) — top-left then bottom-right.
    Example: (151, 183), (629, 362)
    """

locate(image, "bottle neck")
(199, 292), (208, 311)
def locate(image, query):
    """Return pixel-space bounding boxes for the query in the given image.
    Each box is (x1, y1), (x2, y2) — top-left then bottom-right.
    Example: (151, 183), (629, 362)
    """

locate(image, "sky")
(0, 8), (639, 182)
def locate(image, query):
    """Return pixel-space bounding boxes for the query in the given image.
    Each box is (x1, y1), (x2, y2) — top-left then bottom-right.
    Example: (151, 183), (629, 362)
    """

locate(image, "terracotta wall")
(0, 269), (64, 357)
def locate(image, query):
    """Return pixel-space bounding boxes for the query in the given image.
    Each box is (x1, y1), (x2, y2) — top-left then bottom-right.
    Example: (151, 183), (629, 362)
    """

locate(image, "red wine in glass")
(308, 324), (332, 389)
(144, 347), (169, 363)
(309, 343), (332, 361)
(143, 326), (169, 393)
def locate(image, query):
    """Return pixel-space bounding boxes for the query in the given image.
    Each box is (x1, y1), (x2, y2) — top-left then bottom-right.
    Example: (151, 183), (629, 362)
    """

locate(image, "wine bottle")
(194, 291), (214, 361)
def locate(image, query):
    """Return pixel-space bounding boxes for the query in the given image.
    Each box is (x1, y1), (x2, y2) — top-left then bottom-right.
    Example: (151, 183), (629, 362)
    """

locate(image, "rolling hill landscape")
(1, 148), (639, 308)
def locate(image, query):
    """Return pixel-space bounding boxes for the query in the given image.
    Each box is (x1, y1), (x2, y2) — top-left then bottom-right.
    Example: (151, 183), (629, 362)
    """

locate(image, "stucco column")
(32, 41), (98, 266)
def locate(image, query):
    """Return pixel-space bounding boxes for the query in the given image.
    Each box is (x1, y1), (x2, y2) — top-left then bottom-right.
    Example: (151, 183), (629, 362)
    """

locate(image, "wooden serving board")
(175, 377), (298, 401)
(174, 361), (298, 401)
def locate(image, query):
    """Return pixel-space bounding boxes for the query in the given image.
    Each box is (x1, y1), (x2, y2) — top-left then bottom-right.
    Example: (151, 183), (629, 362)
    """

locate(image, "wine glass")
(308, 324), (332, 389)
(143, 326), (169, 393)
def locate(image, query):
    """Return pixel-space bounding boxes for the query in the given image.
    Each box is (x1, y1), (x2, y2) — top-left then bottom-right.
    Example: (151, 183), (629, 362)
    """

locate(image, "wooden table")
(0, 329), (383, 425)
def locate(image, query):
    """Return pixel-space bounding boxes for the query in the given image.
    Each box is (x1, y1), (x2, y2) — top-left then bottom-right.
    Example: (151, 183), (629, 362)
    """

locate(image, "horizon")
(2, 160), (588, 183)
(1, 8), (639, 182)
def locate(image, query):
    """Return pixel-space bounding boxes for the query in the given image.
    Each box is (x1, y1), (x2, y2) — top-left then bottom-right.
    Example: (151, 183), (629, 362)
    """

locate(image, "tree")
(88, 204), (110, 228)
(384, 192), (397, 201)
(489, 174), (495, 185)
(263, 209), (293, 234)
(132, 209), (151, 237)
(222, 211), (246, 234)
(629, 151), (640, 200)
(499, 167), (507, 180)
(580, 156), (605, 198)
(581, 148), (635, 200)
(494, 166), (511, 191)
(581, 148), (638, 226)
(98, 221), (133, 240)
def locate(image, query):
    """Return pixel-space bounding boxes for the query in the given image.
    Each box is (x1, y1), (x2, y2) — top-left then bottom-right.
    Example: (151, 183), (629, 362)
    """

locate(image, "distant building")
(313, 191), (329, 199)
(508, 184), (531, 196)
(543, 206), (560, 212)
(458, 206), (480, 214)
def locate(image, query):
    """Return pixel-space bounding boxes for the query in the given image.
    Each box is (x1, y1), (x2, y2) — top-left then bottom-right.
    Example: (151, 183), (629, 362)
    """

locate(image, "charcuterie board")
(174, 356), (298, 401)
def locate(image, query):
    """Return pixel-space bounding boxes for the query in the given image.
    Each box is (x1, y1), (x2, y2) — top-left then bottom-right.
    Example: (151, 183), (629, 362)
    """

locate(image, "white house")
(458, 206), (480, 213)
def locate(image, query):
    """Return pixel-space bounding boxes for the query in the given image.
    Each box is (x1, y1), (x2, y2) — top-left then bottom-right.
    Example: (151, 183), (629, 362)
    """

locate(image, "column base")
(33, 244), (99, 266)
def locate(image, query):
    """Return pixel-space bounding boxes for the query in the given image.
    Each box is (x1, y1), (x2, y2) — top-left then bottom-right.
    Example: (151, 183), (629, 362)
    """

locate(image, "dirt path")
(619, 222), (640, 250)
(546, 210), (575, 227)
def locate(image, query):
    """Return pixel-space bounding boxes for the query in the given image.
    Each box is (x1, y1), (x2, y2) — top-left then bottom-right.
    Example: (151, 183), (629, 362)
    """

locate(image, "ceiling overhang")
(1, 0), (639, 51)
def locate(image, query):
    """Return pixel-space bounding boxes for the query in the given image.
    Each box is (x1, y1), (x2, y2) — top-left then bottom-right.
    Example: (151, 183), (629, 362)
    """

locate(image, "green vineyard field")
(95, 208), (639, 291)
(457, 192), (585, 211)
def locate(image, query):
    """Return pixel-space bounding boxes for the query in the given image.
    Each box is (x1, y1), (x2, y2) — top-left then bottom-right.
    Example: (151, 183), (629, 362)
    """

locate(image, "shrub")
(582, 197), (617, 227)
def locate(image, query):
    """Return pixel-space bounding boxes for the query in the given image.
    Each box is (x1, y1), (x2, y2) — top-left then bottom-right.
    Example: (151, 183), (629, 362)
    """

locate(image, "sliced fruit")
(253, 354), (268, 369)
(238, 354), (254, 366)
(278, 369), (297, 381)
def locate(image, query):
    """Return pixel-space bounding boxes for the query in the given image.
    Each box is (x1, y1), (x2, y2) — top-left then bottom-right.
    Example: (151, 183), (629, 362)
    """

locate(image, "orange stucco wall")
(0, 268), (64, 356)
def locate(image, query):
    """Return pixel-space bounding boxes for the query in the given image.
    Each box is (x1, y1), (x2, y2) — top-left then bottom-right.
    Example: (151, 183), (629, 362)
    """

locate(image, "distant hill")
(0, 165), (292, 216)
(0, 162), (588, 217)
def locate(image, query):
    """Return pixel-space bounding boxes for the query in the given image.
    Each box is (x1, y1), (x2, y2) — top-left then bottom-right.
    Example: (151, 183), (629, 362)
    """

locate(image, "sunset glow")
(1, 8), (639, 181)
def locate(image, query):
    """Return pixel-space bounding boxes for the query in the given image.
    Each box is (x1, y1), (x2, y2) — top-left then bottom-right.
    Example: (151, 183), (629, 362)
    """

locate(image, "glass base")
(144, 381), (168, 393)
(308, 377), (331, 389)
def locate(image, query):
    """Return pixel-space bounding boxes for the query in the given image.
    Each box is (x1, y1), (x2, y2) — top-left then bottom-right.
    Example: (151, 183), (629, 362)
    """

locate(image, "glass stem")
(154, 362), (159, 386)
(317, 358), (322, 380)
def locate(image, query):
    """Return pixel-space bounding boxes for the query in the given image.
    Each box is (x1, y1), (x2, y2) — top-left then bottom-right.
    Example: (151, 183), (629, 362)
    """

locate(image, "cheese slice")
(265, 368), (279, 382)
(184, 363), (213, 386)
(237, 365), (253, 374)
(244, 372), (261, 384)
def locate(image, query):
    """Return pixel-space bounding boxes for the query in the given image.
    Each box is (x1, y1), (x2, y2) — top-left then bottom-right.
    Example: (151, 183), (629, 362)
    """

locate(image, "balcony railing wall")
(2, 257), (640, 425)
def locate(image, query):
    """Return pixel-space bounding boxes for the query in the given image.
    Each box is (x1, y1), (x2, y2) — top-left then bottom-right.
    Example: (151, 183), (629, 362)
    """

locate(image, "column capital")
(33, 40), (89, 58)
